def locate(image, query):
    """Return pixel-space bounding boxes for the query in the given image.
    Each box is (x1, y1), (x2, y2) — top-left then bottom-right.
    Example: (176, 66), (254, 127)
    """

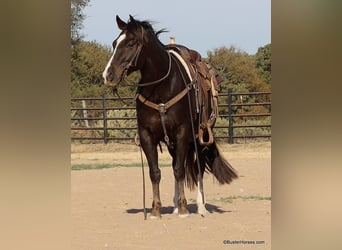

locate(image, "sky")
(82, 0), (271, 57)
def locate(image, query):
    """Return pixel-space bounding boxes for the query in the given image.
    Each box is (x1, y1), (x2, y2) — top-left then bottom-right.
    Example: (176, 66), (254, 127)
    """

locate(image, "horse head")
(102, 15), (145, 87)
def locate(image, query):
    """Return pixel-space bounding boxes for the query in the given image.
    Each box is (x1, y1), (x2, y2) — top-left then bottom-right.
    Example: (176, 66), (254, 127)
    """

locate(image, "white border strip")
(168, 50), (193, 81)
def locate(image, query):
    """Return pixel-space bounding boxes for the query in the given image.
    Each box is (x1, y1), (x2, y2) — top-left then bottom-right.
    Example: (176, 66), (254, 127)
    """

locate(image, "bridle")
(120, 26), (172, 87)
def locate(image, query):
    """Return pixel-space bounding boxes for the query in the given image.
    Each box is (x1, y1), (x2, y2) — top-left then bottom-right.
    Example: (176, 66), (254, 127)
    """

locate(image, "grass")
(205, 195), (271, 203)
(71, 162), (171, 170)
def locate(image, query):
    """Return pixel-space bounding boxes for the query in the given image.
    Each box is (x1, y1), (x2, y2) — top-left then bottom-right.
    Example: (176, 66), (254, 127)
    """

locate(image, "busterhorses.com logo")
(223, 240), (266, 245)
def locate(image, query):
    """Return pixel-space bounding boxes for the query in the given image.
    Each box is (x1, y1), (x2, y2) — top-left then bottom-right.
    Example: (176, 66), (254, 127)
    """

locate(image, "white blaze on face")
(102, 33), (126, 83)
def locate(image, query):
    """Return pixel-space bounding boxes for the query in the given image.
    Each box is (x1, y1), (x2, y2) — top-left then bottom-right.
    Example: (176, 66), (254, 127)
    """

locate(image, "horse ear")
(129, 15), (135, 22)
(116, 15), (127, 30)
(128, 15), (139, 30)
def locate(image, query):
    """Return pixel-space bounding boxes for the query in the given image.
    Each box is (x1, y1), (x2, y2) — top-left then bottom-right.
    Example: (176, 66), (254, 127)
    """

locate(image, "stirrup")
(198, 125), (214, 146)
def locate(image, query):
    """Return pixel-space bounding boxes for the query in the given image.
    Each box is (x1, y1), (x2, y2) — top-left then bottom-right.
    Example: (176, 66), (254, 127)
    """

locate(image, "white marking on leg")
(197, 174), (208, 215)
(173, 179), (179, 214)
(149, 215), (161, 220)
(102, 34), (126, 82)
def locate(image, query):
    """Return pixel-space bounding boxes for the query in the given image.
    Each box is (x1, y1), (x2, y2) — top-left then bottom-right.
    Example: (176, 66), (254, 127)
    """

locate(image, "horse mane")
(128, 18), (168, 46)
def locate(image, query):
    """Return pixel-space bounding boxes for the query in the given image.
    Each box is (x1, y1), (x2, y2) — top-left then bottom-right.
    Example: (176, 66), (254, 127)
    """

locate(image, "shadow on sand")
(126, 203), (232, 215)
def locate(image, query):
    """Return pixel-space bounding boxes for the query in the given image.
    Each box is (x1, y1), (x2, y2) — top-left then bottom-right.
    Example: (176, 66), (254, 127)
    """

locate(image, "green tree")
(71, 0), (90, 45)
(206, 46), (271, 116)
(255, 44), (271, 84)
(207, 46), (269, 94)
(71, 41), (112, 97)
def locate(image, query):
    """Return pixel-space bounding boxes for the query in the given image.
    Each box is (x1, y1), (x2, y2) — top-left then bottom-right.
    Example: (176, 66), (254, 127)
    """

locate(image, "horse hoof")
(172, 207), (178, 214)
(197, 205), (209, 215)
(149, 215), (161, 220)
(197, 209), (209, 215)
(178, 213), (190, 218)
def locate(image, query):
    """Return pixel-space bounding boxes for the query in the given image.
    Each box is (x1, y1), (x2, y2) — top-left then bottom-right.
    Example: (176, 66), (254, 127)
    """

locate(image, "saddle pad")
(167, 49), (193, 82)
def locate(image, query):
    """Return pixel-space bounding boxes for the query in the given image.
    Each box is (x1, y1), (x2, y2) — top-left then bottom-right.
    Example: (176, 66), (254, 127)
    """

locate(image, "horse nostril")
(103, 70), (113, 83)
(107, 72), (113, 82)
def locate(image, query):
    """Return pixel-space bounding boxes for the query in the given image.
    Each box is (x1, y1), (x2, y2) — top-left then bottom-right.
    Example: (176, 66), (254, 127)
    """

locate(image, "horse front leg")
(139, 131), (162, 219)
(173, 142), (190, 218)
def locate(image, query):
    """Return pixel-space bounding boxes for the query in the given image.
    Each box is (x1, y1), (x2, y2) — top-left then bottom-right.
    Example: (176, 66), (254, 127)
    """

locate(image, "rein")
(137, 51), (172, 87)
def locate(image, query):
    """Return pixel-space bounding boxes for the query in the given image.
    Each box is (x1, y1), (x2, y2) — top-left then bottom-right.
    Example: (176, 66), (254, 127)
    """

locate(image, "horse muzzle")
(103, 72), (122, 89)
(103, 68), (126, 89)
(103, 80), (119, 89)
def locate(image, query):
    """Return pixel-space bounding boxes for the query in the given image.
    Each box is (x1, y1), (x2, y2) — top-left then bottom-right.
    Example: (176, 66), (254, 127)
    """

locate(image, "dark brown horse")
(103, 15), (237, 219)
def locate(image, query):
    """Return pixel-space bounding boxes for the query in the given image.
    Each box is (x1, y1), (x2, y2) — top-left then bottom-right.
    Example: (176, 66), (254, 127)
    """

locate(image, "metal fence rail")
(71, 89), (271, 144)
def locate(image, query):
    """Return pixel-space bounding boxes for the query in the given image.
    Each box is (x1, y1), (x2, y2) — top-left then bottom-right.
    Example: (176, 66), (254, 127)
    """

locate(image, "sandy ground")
(71, 141), (271, 250)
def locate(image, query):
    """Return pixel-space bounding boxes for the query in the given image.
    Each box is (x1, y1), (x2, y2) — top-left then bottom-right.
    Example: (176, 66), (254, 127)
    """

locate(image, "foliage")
(71, 41), (111, 98)
(106, 109), (137, 139)
(207, 46), (270, 93)
(71, 0), (90, 44)
(213, 115), (271, 143)
(255, 44), (271, 84)
(206, 46), (271, 116)
(70, 3), (271, 143)
(70, 2), (271, 100)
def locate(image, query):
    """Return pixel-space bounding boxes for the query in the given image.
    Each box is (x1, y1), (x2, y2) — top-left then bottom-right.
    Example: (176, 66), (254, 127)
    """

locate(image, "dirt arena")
(71, 141), (271, 250)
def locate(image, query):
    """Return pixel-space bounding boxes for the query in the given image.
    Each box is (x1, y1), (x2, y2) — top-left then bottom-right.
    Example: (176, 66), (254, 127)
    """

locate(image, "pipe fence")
(71, 89), (271, 144)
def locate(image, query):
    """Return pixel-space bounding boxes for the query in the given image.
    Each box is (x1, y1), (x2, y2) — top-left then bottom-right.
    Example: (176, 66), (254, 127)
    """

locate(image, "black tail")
(185, 141), (238, 188)
(202, 141), (238, 184)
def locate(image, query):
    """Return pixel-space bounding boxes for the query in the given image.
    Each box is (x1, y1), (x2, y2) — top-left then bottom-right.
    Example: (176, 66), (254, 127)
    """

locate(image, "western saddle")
(166, 44), (222, 146)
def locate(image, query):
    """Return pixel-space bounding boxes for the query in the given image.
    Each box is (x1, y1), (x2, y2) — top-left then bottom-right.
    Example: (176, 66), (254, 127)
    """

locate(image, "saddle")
(166, 44), (222, 145)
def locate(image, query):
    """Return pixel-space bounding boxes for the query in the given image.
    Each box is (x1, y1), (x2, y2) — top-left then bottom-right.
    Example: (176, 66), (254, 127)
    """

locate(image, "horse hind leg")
(196, 172), (209, 215)
(172, 179), (179, 214)
(170, 155), (179, 214)
(193, 155), (208, 215)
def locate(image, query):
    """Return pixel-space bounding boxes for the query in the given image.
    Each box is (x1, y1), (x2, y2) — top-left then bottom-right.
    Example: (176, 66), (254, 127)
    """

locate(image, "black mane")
(128, 18), (168, 45)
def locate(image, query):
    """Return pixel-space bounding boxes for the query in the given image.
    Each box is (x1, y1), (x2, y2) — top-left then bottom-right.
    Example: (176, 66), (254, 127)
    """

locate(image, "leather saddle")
(166, 44), (222, 145)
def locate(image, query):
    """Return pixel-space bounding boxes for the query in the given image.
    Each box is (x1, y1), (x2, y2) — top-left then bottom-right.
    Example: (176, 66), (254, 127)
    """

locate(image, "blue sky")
(82, 0), (271, 57)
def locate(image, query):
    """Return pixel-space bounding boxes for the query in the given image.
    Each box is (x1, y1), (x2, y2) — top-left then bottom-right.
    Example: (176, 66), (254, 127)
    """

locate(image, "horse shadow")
(126, 203), (231, 215)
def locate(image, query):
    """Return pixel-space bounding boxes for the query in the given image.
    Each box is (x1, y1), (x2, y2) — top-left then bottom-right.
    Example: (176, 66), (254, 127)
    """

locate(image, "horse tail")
(184, 141), (238, 188)
(200, 141), (238, 184)
(184, 145), (200, 190)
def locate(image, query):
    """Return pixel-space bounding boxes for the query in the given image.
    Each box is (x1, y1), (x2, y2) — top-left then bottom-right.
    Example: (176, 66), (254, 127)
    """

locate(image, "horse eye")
(127, 40), (135, 48)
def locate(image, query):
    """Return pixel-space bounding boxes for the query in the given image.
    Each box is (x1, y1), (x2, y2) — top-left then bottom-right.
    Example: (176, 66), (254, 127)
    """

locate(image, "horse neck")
(139, 45), (182, 101)
(140, 44), (169, 81)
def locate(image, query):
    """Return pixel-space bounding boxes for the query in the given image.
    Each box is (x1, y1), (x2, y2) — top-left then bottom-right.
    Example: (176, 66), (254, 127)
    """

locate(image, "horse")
(103, 15), (238, 219)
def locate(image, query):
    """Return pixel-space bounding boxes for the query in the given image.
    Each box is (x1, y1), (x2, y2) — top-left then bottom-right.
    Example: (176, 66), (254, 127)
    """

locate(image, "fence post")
(102, 93), (108, 144)
(81, 100), (89, 128)
(228, 88), (234, 144)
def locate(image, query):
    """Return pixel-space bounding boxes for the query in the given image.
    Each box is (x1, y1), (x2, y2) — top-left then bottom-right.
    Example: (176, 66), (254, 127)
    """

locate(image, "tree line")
(71, 0), (271, 103)
(71, 0), (271, 140)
